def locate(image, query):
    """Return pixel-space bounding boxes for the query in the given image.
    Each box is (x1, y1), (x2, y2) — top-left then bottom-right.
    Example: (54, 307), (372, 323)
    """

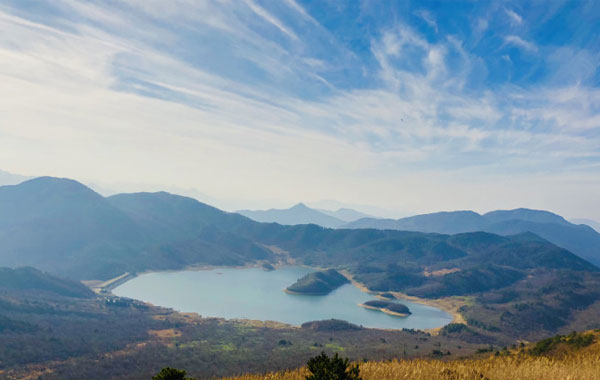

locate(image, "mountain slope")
(108, 191), (273, 270)
(0, 177), (145, 278)
(571, 218), (600, 233)
(237, 203), (346, 228)
(0, 178), (271, 279)
(345, 211), (486, 234)
(343, 209), (600, 266)
(0, 267), (94, 298)
(317, 208), (370, 222)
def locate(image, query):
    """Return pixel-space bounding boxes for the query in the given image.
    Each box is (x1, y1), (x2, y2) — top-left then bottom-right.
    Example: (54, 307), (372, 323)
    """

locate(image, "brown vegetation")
(219, 331), (600, 380)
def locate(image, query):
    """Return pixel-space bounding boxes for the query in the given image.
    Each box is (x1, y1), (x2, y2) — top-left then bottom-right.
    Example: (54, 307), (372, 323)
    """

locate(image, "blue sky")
(0, 0), (599, 218)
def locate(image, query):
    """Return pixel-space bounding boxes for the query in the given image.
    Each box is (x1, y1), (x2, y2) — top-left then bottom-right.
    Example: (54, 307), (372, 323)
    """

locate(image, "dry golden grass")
(148, 328), (182, 339)
(219, 344), (600, 380)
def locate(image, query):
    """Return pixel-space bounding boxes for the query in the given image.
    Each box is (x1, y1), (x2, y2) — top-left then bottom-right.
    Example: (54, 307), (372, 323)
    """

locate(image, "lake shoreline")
(103, 264), (455, 331)
(338, 270), (465, 333)
(92, 261), (283, 294)
(358, 303), (410, 317)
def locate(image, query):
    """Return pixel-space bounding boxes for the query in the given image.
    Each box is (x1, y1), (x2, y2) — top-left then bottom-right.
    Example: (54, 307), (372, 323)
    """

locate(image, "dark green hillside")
(484, 220), (600, 268)
(286, 269), (349, 295)
(343, 209), (600, 266)
(406, 265), (525, 298)
(0, 179), (271, 279)
(0, 177), (145, 279)
(461, 270), (600, 339)
(0, 314), (36, 333)
(107, 191), (251, 236)
(0, 267), (94, 298)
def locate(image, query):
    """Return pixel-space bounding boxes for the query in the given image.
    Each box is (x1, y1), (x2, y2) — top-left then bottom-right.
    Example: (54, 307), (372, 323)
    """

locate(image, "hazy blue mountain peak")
(0, 169), (31, 186)
(236, 203), (345, 228)
(570, 218), (600, 233)
(484, 208), (569, 225)
(291, 202), (310, 209)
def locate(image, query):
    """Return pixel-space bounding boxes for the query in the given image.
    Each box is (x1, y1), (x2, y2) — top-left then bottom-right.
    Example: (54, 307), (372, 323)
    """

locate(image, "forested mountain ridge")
(344, 209), (600, 266)
(0, 177), (597, 285)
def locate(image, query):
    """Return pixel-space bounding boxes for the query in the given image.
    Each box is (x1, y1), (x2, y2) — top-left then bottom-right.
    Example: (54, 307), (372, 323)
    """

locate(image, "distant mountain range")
(237, 203), (600, 267)
(316, 207), (371, 222)
(236, 203), (369, 228)
(343, 209), (600, 267)
(1, 177), (596, 283)
(2, 176), (600, 340)
(0, 169), (31, 186)
(571, 218), (600, 233)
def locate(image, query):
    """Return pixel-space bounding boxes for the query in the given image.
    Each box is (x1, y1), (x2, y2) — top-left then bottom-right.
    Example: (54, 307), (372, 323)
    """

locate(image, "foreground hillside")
(2, 267), (598, 380)
(220, 331), (600, 380)
(0, 269), (483, 380)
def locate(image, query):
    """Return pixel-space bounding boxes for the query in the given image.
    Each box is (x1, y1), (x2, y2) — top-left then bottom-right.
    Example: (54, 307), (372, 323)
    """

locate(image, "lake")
(113, 266), (453, 330)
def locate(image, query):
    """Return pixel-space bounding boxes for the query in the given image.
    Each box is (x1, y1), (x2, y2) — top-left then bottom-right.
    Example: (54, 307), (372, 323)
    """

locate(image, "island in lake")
(261, 262), (275, 271)
(359, 299), (412, 317)
(285, 269), (349, 295)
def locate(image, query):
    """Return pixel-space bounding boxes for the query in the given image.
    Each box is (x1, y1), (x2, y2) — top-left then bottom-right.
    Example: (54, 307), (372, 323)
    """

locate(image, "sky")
(1, 0), (599, 218)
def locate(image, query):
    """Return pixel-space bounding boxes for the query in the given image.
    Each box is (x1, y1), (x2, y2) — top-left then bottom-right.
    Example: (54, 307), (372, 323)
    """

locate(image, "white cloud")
(244, 0), (299, 41)
(0, 2), (599, 217)
(505, 8), (523, 25)
(504, 35), (538, 52)
(415, 9), (438, 33)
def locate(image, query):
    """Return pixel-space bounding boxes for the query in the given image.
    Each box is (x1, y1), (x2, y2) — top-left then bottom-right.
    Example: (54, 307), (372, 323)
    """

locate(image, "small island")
(359, 299), (412, 317)
(261, 262), (275, 271)
(285, 269), (349, 295)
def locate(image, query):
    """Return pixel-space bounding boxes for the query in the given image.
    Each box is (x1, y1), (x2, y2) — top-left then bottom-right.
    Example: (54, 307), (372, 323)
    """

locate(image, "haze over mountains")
(344, 210), (600, 267)
(237, 203), (369, 228)
(238, 203), (600, 267)
(2, 176), (600, 344)
(1, 176), (597, 281)
(0, 169), (31, 186)
(571, 218), (600, 233)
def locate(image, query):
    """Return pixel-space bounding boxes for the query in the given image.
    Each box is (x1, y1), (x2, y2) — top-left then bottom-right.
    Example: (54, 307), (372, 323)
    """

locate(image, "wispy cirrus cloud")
(0, 0), (599, 217)
(503, 35), (538, 52)
(505, 8), (523, 25)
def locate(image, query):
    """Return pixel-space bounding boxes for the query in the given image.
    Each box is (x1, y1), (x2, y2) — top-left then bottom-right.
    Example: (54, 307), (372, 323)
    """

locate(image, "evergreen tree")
(152, 367), (189, 380)
(306, 352), (362, 380)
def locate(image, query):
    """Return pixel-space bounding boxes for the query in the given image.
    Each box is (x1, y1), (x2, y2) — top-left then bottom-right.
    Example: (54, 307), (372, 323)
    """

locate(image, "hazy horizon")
(2, 168), (600, 224)
(1, 1), (599, 219)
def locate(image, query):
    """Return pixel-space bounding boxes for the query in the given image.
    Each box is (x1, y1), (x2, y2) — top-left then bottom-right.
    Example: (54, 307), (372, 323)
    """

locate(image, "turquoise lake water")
(113, 266), (453, 330)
